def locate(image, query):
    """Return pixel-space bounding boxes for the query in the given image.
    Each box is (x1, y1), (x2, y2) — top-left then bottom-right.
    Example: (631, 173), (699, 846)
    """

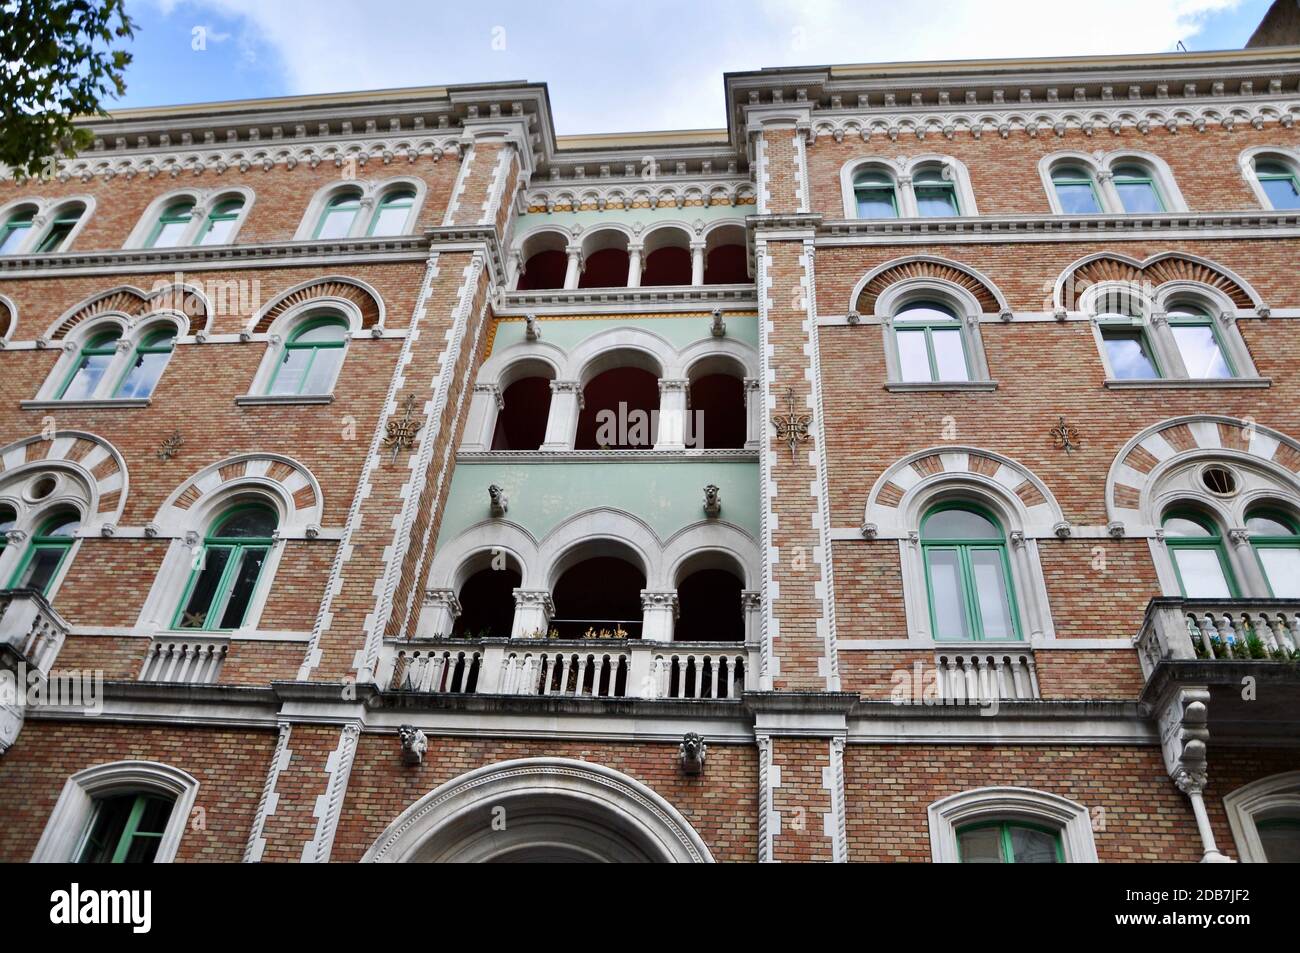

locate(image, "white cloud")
(140, 0), (1245, 132)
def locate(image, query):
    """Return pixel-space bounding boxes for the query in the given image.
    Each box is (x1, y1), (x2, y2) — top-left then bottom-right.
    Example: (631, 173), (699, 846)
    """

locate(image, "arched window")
(57, 328), (122, 400)
(1167, 303), (1232, 379)
(1256, 819), (1300, 862)
(853, 169), (898, 218)
(76, 792), (176, 863)
(913, 168), (959, 217)
(491, 376), (552, 451)
(1255, 160), (1300, 210)
(1096, 298), (1160, 380)
(957, 820), (1061, 863)
(368, 189), (415, 236)
(453, 564), (522, 639)
(921, 504), (1019, 641)
(114, 327), (177, 399)
(266, 314), (348, 396)
(0, 505), (14, 555)
(146, 200), (196, 248)
(1163, 509), (1236, 598)
(0, 207), (35, 254)
(1051, 165), (1102, 214)
(35, 203), (85, 253)
(1112, 163), (1164, 213)
(675, 567), (744, 641)
(197, 198), (244, 246)
(314, 190), (362, 239)
(894, 300), (969, 383)
(173, 504), (277, 631)
(1246, 509), (1300, 598)
(552, 555), (646, 639)
(9, 510), (79, 595)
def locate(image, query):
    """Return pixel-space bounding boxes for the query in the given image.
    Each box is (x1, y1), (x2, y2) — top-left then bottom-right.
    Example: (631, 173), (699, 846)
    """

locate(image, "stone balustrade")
(0, 589), (69, 675)
(139, 639), (229, 684)
(1134, 597), (1300, 681)
(381, 638), (759, 700)
(934, 651), (1039, 703)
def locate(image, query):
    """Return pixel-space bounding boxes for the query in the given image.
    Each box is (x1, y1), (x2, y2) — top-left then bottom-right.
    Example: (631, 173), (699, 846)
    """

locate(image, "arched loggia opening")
(579, 230), (631, 289)
(704, 225), (748, 284)
(453, 565), (523, 640)
(674, 553), (746, 642)
(492, 360), (554, 450)
(687, 355), (747, 450)
(517, 231), (568, 291)
(641, 227), (692, 286)
(575, 350), (662, 450)
(551, 546), (646, 639)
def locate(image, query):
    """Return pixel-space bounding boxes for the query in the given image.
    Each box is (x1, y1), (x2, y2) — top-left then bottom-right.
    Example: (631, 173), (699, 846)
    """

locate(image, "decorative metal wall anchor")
(1050, 416), (1080, 454)
(383, 394), (424, 464)
(772, 387), (812, 461)
(157, 431), (184, 461)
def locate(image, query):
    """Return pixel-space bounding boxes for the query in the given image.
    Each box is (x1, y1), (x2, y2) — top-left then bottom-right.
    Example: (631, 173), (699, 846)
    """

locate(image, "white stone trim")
(242, 721), (292, 862)
(1052, 250), (1265, 313)
(840, 154), (979, 218)
(0, 194), (97, 255)
(1223, 771), (1300, 863)
(123, 186), (255, 249)
(294, 176), (428, 241)
(31, 760), (199, 863)
(243, 298), (359, 398)
(302, 722), (360, 862)
(927, 786), (1098, 863)
(33, 312), (190, 403)
(1039, 149), (1188, 215)
(1238, 145), (1300, 210)
(361, 756), (714, 863)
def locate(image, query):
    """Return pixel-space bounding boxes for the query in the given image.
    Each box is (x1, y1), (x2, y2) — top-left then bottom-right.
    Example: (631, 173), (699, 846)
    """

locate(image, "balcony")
(380, 638), (759, 701)
(0, 589), (68, 675)
(1135, 598), (1300, 680)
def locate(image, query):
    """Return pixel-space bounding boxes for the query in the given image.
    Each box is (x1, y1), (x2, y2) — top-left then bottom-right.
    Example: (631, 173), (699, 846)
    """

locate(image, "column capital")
(640, 590), (680, 618)
(658, 377), (690, 393)
(422, 588), (462, 617)
(512, 588), (555, 613)
(550, 379), (582, 394)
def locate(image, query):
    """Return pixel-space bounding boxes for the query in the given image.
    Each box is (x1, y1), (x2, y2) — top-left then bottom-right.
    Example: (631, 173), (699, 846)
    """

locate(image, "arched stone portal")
(361, 757), (714, 863)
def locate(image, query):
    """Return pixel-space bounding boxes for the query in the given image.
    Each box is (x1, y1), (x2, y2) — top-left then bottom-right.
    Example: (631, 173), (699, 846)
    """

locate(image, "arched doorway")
(362, 758), (715, 863)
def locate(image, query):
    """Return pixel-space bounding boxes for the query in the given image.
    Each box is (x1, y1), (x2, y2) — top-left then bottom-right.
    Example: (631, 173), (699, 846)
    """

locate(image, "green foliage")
(0, 0), (135, 180)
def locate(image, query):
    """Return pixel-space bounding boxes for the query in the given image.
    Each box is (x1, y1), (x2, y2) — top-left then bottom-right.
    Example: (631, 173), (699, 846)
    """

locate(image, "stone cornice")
(425, 224), (506, 289)
(502, 283), (756, 312)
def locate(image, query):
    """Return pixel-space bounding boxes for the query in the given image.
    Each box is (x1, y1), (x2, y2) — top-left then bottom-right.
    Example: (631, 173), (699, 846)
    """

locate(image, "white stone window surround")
(242, 297), (365, 401)
(1238, 145), (1300, 210)
(839, 154), (980, 219)
(1038, 149), (1188, 215)
(0, 467), (92, 602)
(1081, 280), (1262, 386)
(870, 277), (994, 389)
(32, 761), (200, 863)
(0, 194), (97, 255)
(133, 455), (324, 639)
(30, 312), (189, 406)
(416, 508), (760, 643)
(862, 447), (1062, 644)
(464, 324), (760, 452)
(1223, 771), (1300, 863)
(927, 786), (1099, 863)
(292, 176), (428, 241)
(122, 186), (255, 249)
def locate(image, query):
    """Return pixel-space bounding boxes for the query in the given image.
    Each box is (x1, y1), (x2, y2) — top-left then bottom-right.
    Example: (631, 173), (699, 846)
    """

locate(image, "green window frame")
(1098, 312), (1162, 380)
(172, 504), (278, 632)
(956, 820), (1063, 863)
(266, 315), (349, 396)
(1112, 164), (1165, 213)
(8, 511), (79, 595)
(1246, 508), (1300, 599)
(197, 198), (244, 246)
(145, 200), (196, 248)
(1163, 509), (1238, 599)
(853, 170), (899, 219)
(0, 208), (35, 254)
(913, 169), (960, 217)
(1051, 165), (1103, 214)
(76, 793), (174, 864)
(921, 503), (1022, 641)
(33, 204), (84, 253)
(367, 188), (416, 236)
(1255, 160), (1300, 210)
(113, 327), (177, 399)
(893, 300), (970, 382)
(1166, 305), (1234, 379)
(55, 327), (123, 400)
(313, 190), (363, 239)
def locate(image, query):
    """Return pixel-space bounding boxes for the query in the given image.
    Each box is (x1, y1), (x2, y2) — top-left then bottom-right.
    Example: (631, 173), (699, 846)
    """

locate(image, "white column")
(506, 250), (523, 289)
(741, 590), (762, 643)
(541, 380), (582, 450)
(743, 377), (762, 450)
(896, 174), (918, 218)
(640, 591), (679, 643)
(654, 378), (689, 450)
(511, 589), (555, 639)
(690, 241), (706, 285)
(415, 589), (461, 639)
(1095, 169), (1121, 213)
(460, 383), (503, 451)
(626, 242), (643, 288)
(562, 245), (583, 290)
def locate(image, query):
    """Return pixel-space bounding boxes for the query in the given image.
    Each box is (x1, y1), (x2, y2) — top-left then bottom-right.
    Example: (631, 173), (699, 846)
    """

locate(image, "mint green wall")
(490, 313), (758, 354)
(437, 460), (759, 547)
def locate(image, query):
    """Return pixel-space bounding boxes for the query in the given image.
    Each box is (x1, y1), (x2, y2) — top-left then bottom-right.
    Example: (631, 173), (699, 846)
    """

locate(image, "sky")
(111, 0), (1277, 134)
